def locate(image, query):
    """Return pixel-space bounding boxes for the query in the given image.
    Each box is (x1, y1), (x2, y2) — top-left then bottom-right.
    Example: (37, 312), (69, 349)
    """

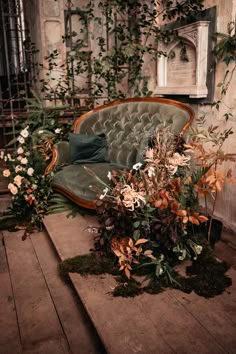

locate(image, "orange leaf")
(125, 268), (131, 279)
(176, 209), (187, 217)
(226, 169), (232, 178)
(154, 200), (162, 208)
(135, 238), (148, 246)
(189, 216), (200, 225)
(198, 215), (208, 223)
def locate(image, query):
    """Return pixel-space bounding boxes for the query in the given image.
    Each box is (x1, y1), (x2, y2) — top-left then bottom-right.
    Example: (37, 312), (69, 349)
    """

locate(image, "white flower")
(27, 167), (34, 176)
(17, 155), (22, 161)
(168, 152), (191, 167)
(120, 184), (146, 211)
(7, 155), (14, 162)
(15, 165), (23, 172)
(195, 245), (203, 255)
(148, 167), (155, 178)
(21, 157), (28, 165)
(3, 169), (11, 177)
(17, 147), (24, 155)
(178, 249), (187, 261)
(132, 162), (142, 170)
(8, 183), (18, 195)
(38, 130), (44, 134)
(20, 127), (29, 138)
(14, 175), (23, 187)
(17, 136), (25, 144)
(32, 184), (38, 190)
(166, 164), (178, 175)
(100, 187), (109, 200)
(178, 255), (185, 261)
(107, 171), (112, 180)
(55, 128), (61, 134)
(0, 151), (4, 159)
(25, 152), (30, 156)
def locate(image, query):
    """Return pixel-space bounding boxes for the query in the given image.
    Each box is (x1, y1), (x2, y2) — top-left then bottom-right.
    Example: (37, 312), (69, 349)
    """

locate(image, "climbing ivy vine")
(41, 0), (205, 108)
(212, 21), (236, 120)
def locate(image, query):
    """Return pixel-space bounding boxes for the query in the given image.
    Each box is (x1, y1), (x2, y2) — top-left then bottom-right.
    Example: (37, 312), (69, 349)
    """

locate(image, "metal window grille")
(0, 0), (35, 148)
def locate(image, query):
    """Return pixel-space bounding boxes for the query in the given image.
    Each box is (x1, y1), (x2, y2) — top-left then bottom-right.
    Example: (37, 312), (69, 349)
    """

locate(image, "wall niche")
(155, 21), (210, 99)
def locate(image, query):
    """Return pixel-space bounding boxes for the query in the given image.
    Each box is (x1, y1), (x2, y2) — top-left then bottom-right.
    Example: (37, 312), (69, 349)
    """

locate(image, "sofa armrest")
(45, 141), (70, 174)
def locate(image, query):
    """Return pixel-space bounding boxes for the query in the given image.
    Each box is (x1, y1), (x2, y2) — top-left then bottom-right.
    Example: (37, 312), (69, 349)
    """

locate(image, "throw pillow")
(69, 133), (109, 164)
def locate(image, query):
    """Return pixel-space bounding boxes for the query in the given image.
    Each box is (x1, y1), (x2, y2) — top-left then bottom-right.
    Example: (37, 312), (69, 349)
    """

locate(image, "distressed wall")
(194, 0), (236, 230)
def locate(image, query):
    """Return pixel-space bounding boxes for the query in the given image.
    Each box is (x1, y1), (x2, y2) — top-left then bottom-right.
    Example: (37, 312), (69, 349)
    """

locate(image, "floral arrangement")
(87, 124), (236, 284)
(1, 96), (70, 235)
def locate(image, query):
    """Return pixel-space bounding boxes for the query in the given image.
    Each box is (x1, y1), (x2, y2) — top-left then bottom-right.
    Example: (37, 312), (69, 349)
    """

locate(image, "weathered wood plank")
(31, 230), (104, 354)
(139, 291), (227, 354)
(71, 273), (228, 354)
(43, 212), (98, 261)
(23, 338), (69, 354)
(70, 273), (176, 354)
(214, 241), (236, 270)
(170, 268), (236, 353)
(3, 231), (70, 353)
(0, 232), (22, 354)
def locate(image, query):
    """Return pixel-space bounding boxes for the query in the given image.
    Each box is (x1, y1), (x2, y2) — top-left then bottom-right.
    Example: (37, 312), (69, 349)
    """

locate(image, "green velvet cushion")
(69, 133), (109, 164)
(52, 163), (124, 202)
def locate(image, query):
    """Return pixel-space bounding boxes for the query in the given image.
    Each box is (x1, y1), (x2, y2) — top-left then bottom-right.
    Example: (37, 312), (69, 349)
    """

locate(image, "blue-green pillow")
(69, 133), (110, 164)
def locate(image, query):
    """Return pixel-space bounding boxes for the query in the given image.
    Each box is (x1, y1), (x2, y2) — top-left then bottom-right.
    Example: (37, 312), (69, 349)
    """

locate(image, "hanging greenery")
(41, 0), (205, 106)
(212, 21), (236, 119)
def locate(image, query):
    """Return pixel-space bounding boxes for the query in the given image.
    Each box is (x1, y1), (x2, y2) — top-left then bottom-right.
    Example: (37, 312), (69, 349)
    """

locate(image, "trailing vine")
(41, 0), (205, 107)
(212, 21), (236, 120)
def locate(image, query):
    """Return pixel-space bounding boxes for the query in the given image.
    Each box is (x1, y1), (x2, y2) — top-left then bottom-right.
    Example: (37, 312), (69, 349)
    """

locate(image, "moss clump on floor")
(59, 248), (232, 298)
(59, 253), (120, 282)
(143, 278), (165, 294)
(183, 247), (232, 298)
(113, 277), (143, 297)
(0, 216), (22, 231)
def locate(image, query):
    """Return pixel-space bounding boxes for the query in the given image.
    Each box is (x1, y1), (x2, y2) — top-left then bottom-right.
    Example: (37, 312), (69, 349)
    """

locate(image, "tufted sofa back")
(74, 98), (194, 168)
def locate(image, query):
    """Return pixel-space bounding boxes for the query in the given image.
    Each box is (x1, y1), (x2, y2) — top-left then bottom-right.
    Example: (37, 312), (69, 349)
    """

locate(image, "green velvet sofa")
(46, 97), (194, 209)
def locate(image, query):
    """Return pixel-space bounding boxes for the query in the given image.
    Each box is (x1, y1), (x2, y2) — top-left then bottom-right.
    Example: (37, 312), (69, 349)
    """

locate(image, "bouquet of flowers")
(87, 125), (236, 282)
(1, 104), (68, 234)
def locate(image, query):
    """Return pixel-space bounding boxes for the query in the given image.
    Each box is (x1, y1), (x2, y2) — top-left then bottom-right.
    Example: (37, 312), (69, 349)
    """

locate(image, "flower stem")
(207, 189), (217, 243)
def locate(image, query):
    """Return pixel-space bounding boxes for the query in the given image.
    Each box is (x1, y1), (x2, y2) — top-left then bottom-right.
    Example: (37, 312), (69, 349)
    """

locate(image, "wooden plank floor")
(0, 229), (105, 354)
(1, 205), (236, 354)
(44, 212), (236, 354)
(0, 232), (22, 354)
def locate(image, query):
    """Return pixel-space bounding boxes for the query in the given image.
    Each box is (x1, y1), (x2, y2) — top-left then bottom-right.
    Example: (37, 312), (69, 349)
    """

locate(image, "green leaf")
(133, 221), (140, 228)
(133, 229), (140, 241)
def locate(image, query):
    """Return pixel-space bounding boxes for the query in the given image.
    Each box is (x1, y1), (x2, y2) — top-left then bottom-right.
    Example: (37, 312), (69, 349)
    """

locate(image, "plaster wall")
(26, 0), (66, 93)
(194, 0), (236, 230)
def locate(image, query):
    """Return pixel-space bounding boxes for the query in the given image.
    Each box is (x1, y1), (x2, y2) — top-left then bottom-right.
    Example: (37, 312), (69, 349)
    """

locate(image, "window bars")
(0, 0), (34, 149)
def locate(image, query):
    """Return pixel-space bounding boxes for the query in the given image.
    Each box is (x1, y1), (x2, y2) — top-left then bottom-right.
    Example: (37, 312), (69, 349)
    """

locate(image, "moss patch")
(59, 253), (120, 282)
(59, 248), (232, 298)
(113, 277), (143, 297)
(0, 217), (21, 231)
(183, 248), (232, 298)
